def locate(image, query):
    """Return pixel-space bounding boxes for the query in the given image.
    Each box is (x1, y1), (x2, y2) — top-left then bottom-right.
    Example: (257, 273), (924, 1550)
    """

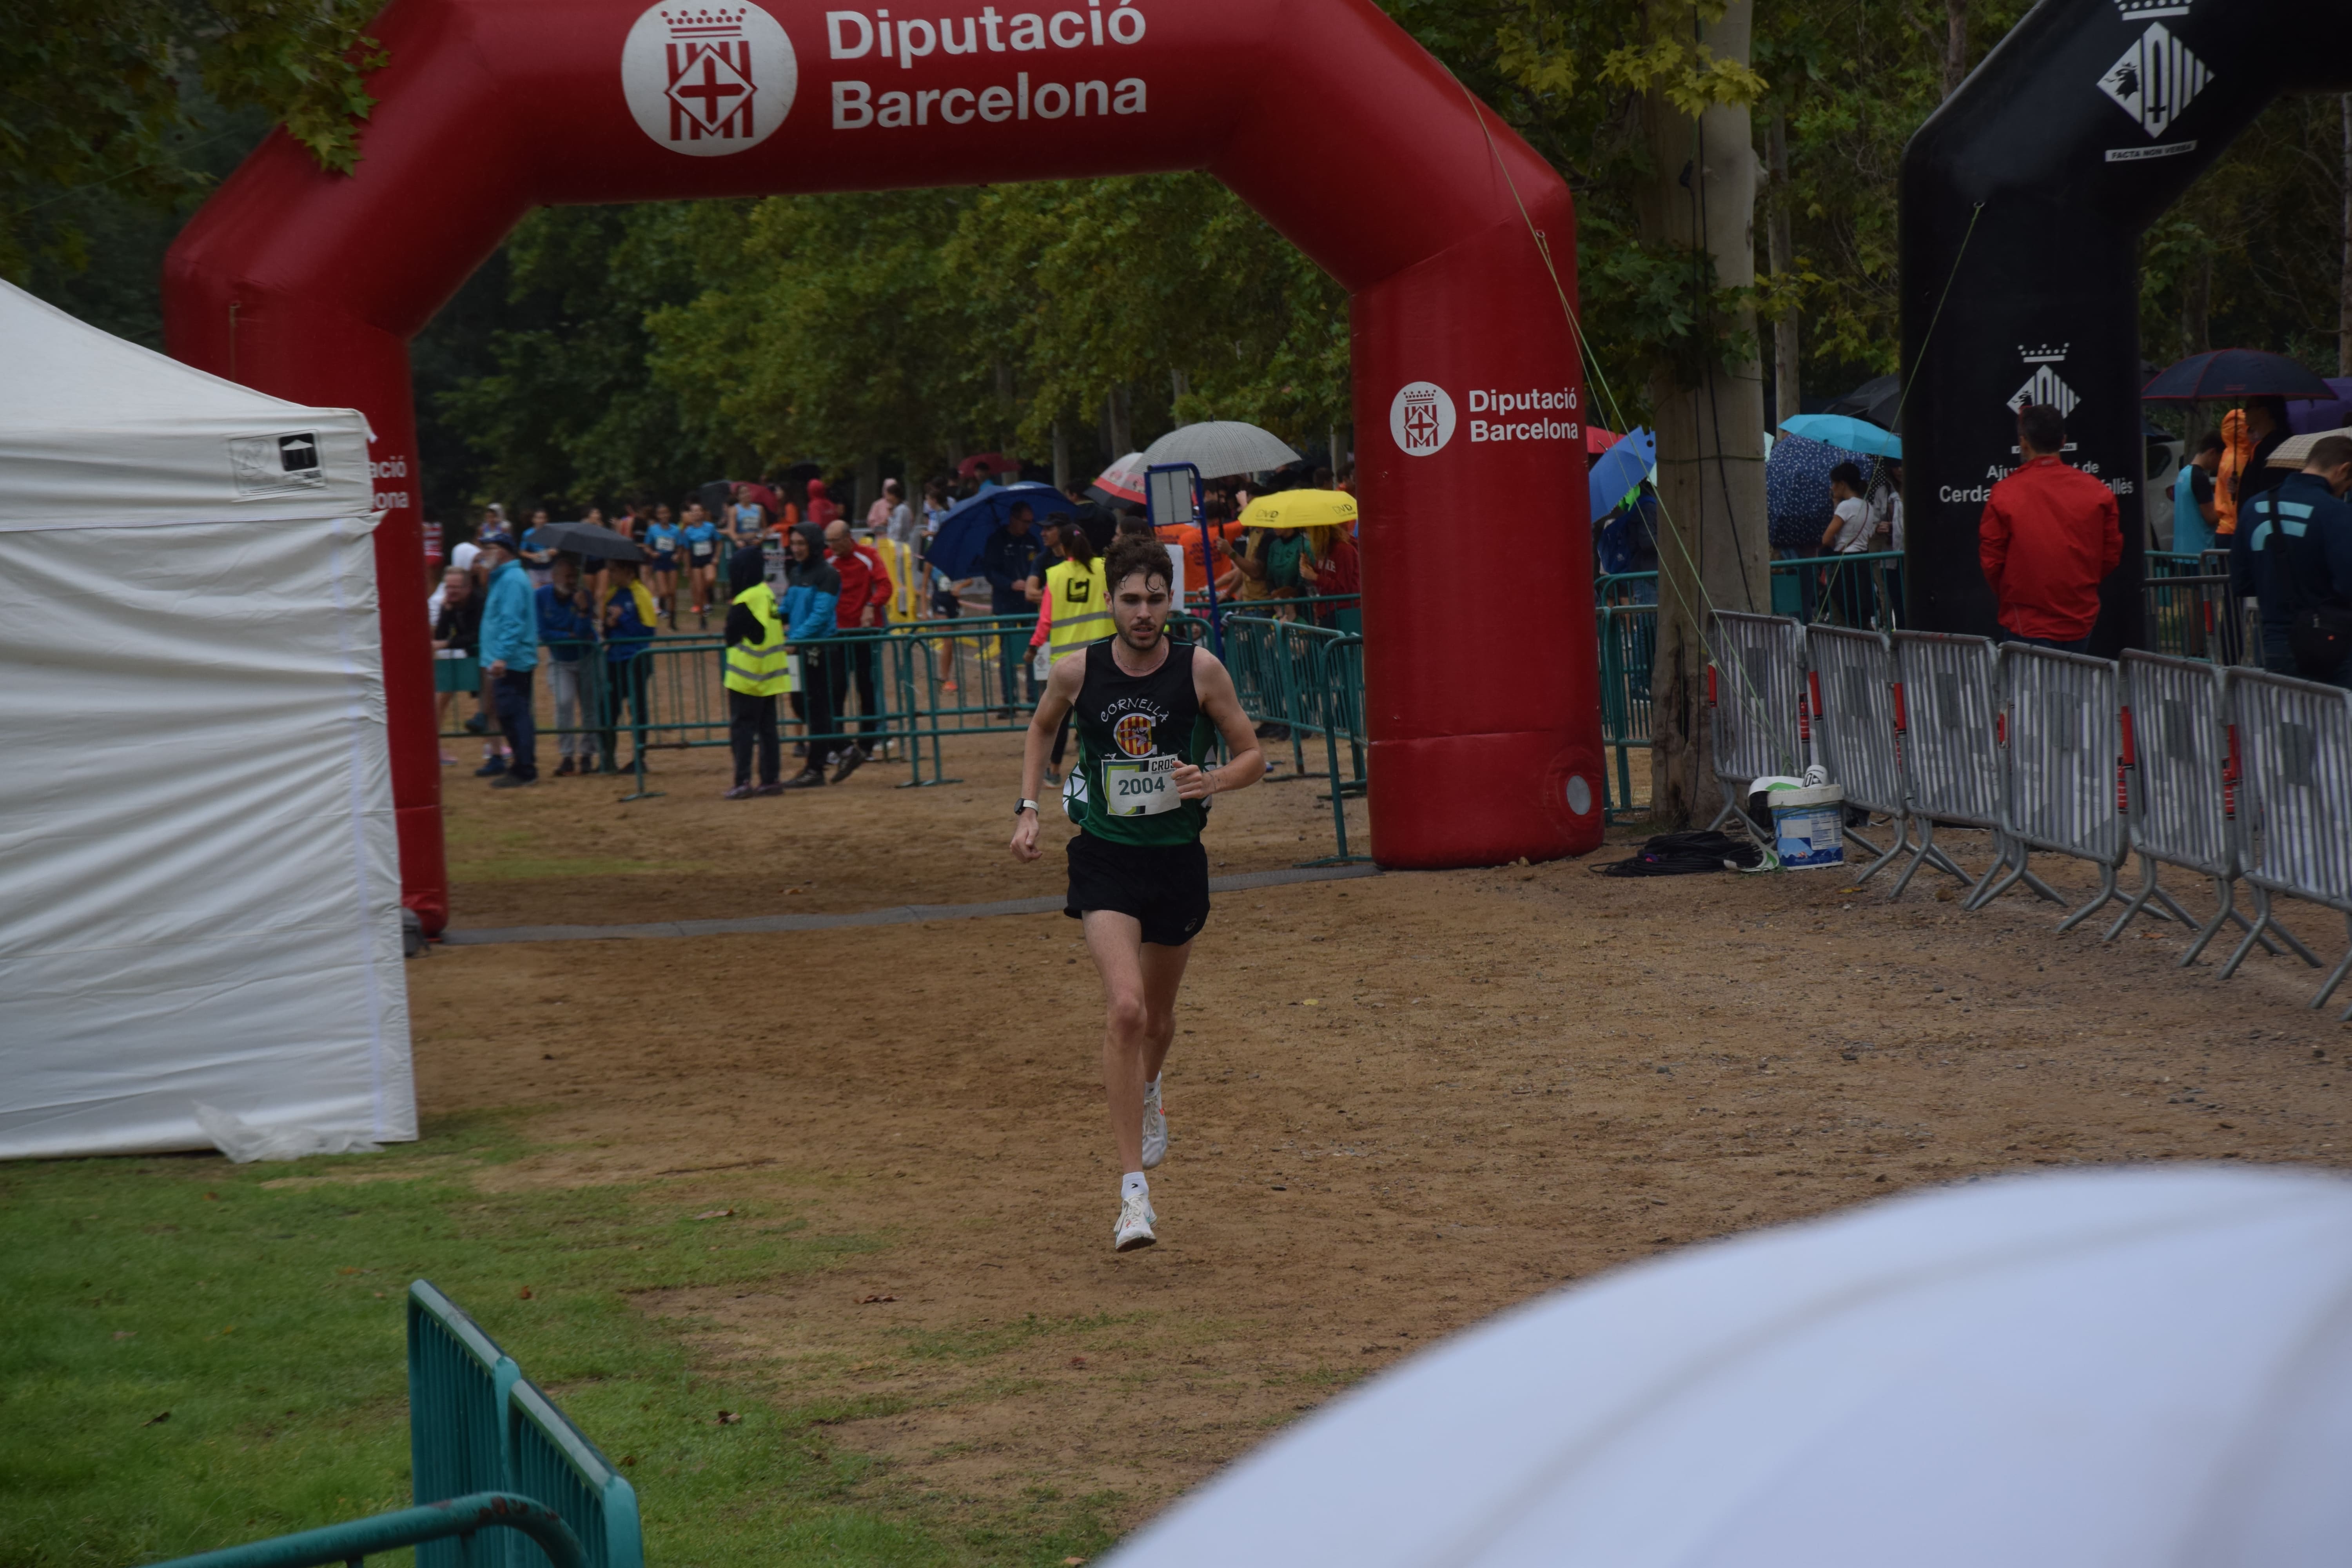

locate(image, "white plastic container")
(1769, 782), (1846, 870)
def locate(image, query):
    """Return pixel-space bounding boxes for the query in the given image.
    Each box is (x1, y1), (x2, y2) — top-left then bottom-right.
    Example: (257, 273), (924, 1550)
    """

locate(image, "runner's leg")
(1084, 909), (1153, 1174)
(1083, 913), (1190, 1172)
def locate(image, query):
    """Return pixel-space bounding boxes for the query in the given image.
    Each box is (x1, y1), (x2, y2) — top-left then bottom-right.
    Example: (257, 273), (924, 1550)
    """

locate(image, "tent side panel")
(0, 516), (413, 1158)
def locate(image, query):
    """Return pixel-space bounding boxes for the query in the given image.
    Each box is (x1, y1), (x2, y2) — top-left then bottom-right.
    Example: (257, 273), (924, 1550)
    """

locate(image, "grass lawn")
(0, 1116), (1116, 1568)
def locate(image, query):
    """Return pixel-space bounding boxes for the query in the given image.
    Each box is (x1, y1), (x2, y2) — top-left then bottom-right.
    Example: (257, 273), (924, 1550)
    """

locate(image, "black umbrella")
(541, 522), (646, 563)
(1822, 372), (1902, 430)
(2141, 349), (2336, 402)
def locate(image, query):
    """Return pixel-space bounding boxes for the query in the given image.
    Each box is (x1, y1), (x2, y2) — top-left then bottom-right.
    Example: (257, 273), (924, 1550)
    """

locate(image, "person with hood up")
(779, 523), (843, 788)
(722, 545), (791, 797)
(476, 530), (541, 788)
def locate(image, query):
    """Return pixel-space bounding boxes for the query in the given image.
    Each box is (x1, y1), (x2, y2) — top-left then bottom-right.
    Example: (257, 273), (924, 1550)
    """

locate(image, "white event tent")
(0, 280), (413, 1159)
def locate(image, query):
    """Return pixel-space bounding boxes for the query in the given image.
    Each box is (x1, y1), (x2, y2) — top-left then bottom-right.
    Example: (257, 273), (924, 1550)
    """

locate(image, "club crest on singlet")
(1112, 713), (1155, 757)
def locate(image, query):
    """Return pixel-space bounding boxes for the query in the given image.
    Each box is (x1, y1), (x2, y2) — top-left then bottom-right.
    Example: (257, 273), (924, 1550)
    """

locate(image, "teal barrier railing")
(509, 1380), (644, 1568)
(151, 1494), (584, 1568)
(153, 1282), (629, 1568)
(407, 1283), (519, 1567)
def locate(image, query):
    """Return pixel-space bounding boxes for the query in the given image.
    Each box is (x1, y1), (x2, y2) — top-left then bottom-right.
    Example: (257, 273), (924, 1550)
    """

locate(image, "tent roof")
(0, 279), (373, 529)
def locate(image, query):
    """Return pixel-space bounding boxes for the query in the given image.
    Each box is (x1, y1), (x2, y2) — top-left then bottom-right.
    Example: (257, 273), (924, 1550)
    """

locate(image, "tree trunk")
(1766, 110), (1799, 429)
(1943, 0), (1970, 99)
(1052, 420), (1070, 493)
(1642, 0), (1773, 830)
(2339, 93), (2350, 377)
(2181, 253), (2213, 452)
(1105, 385), (1132, 458)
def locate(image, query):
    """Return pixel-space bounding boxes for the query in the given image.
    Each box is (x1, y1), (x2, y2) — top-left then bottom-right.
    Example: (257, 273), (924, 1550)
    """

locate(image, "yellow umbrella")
(1237, 489), (1357, 530)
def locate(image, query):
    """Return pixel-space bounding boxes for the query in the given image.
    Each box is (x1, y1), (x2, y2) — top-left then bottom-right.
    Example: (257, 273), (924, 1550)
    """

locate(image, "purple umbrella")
(2141, 349), (2335, 402)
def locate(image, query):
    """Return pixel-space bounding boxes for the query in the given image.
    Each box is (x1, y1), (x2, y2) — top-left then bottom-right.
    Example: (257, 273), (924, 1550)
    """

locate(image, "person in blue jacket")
(682, 502), (722, 624)
(477, 530), (541, 787)
(780, 523), (843, 788)
(536, 554), (599, 777)
(597, 557), (660, 774)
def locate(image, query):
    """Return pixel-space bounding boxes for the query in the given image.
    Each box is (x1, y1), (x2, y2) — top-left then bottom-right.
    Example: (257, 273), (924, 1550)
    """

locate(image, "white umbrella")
(1089, 451), (1149, 505)
(1139, 421), (1301, 478)
(1107, 1166), (2352, 1568)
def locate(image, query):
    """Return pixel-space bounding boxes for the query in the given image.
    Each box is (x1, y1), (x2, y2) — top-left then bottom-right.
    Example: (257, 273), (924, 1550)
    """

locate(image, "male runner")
(1011, 534), (1265, 1252)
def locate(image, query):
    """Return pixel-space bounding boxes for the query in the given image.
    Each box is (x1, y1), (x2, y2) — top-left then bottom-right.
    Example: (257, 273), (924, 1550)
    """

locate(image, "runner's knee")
(1105, 993), (1149, 1039)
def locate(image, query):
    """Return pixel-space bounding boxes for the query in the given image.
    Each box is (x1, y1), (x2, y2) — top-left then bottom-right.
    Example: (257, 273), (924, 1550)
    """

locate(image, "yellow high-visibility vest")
(875, 537), (922, 622)
(1046, 557), (1112, 657)
(723, 583), (794, 696)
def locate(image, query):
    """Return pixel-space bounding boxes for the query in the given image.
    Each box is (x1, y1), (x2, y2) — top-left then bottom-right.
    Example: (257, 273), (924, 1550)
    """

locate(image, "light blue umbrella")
(1588, 428), (1656, 522)
(1779, 414), (1902, 459)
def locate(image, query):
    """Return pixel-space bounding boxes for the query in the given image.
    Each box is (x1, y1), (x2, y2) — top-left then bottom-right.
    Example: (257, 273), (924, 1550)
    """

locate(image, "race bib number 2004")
(1101, 755), (1181, 817)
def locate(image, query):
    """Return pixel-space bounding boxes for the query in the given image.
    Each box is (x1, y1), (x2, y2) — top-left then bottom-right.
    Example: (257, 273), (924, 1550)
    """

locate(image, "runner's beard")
(1119, 616), (1165, 653)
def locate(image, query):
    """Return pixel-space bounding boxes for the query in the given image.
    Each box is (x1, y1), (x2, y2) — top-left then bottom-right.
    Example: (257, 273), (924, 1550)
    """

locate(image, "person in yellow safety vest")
(1034, 521), (1110, 784)
(720, 545), (793, 799)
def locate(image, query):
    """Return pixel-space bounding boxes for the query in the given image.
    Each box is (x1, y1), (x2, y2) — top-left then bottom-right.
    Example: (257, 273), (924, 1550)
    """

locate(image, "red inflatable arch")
(165, 0), (1602, 932)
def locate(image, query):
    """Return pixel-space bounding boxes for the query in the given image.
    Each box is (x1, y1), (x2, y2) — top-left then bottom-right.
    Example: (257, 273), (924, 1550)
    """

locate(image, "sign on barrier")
(2225, 669), (2352, 1014)
(1704, 612), (1808, 833)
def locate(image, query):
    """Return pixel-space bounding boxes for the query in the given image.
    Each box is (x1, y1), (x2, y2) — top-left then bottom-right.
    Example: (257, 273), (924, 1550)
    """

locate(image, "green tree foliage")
(425, 202), (757, 516)
(1, 0), (382, 278)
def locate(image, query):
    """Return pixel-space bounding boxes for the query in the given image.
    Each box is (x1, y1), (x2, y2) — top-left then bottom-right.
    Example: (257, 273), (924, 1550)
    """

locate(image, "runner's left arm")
(1174, 651), (1265, 800)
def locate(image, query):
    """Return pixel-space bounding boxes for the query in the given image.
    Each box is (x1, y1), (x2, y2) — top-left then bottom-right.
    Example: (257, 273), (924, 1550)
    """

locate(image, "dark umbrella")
(925, 482), (1077, 579)
(540, 522), (646, 563)
(1767, 434), (1883, 552)
(1822, 372), (1902, 430)
(2141, 349), (2336, 402)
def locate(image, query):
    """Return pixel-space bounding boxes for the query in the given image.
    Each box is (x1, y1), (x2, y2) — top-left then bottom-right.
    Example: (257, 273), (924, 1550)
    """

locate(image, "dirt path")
(443, 730), (1366, 927)
(408, 806), (2352, 1535)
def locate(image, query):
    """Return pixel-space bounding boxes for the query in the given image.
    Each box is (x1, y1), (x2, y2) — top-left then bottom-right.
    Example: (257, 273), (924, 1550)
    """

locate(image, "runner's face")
(1112, 572), (1172, 651)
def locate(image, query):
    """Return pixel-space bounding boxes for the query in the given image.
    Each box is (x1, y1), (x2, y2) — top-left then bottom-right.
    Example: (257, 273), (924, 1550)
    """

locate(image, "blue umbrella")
(1588, 428), (1656, 522)
(1779, 413), (1902, 458)
(925, 482), (1077, 579)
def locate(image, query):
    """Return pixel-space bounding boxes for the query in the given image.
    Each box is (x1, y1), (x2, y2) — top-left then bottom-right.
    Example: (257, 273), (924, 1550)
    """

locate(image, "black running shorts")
(1064, 832), (1210, 947)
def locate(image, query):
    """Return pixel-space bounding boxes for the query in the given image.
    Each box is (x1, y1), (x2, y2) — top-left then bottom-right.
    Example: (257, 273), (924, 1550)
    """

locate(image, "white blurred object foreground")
(1108, 1166), (2352, 1568)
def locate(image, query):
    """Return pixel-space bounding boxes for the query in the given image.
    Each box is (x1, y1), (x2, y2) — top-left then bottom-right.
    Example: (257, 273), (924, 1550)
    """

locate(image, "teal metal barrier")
(1597, 603), (1658, 820)
(1220, 613), (1371, 864)
(508, 1380), (644, 1568)
(150, 1495), (584, 1568)
(407, 1283), (520, 1567)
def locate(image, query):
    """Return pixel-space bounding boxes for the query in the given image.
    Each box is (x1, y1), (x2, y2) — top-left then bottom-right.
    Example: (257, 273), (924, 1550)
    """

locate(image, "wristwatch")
(1014, 798), (1038, 817)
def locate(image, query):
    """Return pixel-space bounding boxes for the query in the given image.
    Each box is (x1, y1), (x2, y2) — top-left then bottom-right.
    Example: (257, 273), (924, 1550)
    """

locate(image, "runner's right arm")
(1010, 653), (1085, 862)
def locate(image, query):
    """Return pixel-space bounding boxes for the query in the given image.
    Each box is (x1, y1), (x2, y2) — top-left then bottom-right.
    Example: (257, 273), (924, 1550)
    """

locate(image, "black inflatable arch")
(1901, 0), (2352, 653)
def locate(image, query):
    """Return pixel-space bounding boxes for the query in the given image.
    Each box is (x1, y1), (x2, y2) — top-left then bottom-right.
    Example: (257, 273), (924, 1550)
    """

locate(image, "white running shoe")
(1113, 1192), (1157, 1252)
(1140, 1078), (1168, 1170)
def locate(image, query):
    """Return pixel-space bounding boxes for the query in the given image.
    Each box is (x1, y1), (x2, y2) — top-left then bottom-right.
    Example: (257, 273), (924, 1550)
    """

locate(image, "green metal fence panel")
(506, 1378), (644, 1568)
(407, 1280), (521, 1568)
(1597, 604), (1657, 819)
(149, 1494), (585, 1568)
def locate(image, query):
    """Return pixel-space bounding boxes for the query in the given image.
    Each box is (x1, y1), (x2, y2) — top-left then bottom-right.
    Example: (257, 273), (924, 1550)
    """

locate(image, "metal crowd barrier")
(1704, 612), (1809, 833)
(1598, 603), (1657, 819)
(1803, 624), (1960, 887)
(509, 1380), (644, 1568)
(1599, 552), (1904, 630)
(152, 1495), (585, 1568)
(2107, 652), (2277, 959)
(2223, 669), (2352, 1013)
(1988, 646), (2131, 927)
(1221, 612), (1372, 864)
(1888, 632), (2060, 907)
(409, 1282), (644, 1568)
(407, 1282), (520, 1567)
(2142, 551), (2243, 666)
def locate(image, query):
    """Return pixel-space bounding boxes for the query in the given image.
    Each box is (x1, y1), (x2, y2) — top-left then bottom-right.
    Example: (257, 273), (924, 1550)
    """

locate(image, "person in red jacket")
(1979, 402), (2122, 652)
(824, 519), (894, 779)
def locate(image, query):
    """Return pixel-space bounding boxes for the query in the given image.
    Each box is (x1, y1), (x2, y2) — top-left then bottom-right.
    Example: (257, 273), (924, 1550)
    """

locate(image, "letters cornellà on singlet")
(826, 3), (1149, 128)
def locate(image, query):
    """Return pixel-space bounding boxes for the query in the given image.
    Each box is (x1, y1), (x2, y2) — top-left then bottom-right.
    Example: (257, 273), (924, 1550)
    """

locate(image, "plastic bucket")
(1770, 783), (1846, 870)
